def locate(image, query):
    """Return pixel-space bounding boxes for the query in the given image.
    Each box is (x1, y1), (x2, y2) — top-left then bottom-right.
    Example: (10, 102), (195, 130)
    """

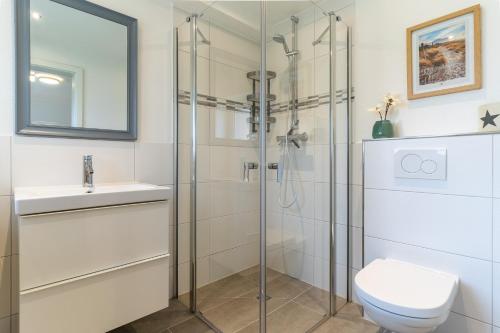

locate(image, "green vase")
(372, 120), (394, 139)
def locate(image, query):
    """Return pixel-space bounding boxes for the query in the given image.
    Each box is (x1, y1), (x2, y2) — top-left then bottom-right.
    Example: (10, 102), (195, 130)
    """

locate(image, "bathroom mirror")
(16, 0), (138, 140)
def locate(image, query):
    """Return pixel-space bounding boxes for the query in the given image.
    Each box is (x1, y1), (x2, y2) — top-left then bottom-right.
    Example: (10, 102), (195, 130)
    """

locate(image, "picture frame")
(406, 5), (481, 100)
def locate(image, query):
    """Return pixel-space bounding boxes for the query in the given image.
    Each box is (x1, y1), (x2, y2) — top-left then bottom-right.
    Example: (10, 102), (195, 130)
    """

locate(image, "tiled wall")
(0, 0), (175, 332)
(174, 9), (262, 296)
(363, 134), (500, 333)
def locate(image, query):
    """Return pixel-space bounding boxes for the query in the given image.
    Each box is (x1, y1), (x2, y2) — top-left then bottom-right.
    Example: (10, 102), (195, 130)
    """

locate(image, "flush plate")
(394, 148), (447, 180)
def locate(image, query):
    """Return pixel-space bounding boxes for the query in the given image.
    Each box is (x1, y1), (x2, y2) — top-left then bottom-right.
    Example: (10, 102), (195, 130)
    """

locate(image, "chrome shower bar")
(312, 26), (329, 46)
(197, 27), (210, 45)
(312, 15), (342, 46)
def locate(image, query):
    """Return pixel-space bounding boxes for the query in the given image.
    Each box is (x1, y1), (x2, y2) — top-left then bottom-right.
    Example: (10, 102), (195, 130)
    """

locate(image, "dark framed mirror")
(16, 0), (138, 140)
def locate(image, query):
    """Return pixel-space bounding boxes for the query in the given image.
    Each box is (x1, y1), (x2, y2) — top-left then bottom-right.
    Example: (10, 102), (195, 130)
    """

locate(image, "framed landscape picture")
(407, 5), (481, 100)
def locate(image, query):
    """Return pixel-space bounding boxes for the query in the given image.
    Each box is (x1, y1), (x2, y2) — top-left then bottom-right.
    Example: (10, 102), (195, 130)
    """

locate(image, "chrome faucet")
(83, 155), (94, 193)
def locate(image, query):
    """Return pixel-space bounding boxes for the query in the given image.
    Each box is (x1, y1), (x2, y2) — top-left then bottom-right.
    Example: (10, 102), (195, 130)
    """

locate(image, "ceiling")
(174, 1), (321, 43)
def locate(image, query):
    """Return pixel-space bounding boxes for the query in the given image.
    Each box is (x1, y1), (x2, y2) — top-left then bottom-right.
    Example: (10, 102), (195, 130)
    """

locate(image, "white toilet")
(354, 259), (459, 333)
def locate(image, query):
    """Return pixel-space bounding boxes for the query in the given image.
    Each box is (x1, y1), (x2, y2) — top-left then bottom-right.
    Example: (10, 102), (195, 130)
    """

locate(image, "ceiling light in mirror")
(31, 11), (42, 20)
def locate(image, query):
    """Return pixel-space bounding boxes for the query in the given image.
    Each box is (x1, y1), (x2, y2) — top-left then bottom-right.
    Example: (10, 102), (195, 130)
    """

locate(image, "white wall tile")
(0, 316), (9, 333)
(351, 226), (362, 270)
(364, 136), (493, 197)
(178, 104), (210, 145)
(267, 212), (283, 250)
(365, 236), (492, 323)
(365, 189), (492, 260)
(0, 137), (11, 196)
(12, 137), (134, 187)
(297, 58), (315, 99)
(210, 215), (237, 254)
(495, 199), (500, 263)
(314, 182), (329, 222)
(211, 61), (250, 103)
(350, 185), (363, 228)
(289, 144), (315, 182)
(178, 223), (190, 264)
(314, 220), (329, 260)
(494, 326), (500, 333)
(0, 256), (11, 319)
(209, 247), (241, 281)
(137, 45), (173, 143)
(283, 181), (315, 219)
(178, 143), (210, 183)
(282, 215), (315, 256)
(197, 256), (210, 288)
(494, 135), (500, 198)
(10, 255), (17, 315)
(314, 221), (346, 265)
(0, 0), (14, 137)
(314, 145), (330, 182)
(435, 312), (492, 333)
(351, 142), (363, 186)
(494, 263), (500, 327)
(177, 261), (190, 295)
(0, 197), (10, 258)
(282, 248), (314, 286)
(210, 25), (259, 72)
(134, 142), (173, 185)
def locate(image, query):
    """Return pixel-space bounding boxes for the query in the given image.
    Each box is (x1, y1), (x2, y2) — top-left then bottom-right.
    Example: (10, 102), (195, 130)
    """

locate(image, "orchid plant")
(369, 93), (401, 121)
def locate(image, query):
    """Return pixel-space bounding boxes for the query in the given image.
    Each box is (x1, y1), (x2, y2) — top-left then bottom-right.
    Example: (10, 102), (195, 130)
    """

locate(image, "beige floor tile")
(293, 286), (331, 315)
(239, 266), (283, 284)
(238, 302), (325, 333)
(109, 300), (194, 333)
(314, 315), (379, 333)
(203, 297), (287, 333)
(169, 317), (214, 333)
(266, 275), (312, 300)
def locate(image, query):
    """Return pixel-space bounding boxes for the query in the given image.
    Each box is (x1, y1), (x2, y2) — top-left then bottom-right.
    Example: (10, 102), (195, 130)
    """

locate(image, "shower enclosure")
(174, 1), (352, 332)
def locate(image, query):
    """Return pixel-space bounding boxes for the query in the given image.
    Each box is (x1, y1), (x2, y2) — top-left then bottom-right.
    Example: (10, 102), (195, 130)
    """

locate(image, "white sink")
(15, 183), (172, 215)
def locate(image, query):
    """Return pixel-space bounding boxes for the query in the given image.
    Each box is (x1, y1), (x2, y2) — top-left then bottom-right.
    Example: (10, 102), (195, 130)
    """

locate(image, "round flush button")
(401, 154), (422, 173)
(421, 159), (438, 174)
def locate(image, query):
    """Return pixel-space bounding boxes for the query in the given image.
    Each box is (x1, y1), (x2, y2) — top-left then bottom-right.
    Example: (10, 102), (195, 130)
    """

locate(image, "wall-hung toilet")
(354, 259), (459, 333)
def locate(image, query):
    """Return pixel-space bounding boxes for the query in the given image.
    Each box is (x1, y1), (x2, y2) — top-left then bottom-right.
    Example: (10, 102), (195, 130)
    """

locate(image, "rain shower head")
(272, 34), (290, 54)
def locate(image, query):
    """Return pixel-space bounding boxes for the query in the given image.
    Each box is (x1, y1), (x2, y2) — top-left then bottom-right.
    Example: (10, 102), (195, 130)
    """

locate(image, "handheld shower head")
(272, 34), (290, 54)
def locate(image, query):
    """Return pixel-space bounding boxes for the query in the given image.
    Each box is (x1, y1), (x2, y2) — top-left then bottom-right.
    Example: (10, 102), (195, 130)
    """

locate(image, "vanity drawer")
(20, 255), (169, 333)
(19, 201), (169, 291)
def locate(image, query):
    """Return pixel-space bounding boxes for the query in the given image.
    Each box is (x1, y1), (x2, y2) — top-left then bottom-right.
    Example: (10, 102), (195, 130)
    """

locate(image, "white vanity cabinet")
(14, 184), (171, 333)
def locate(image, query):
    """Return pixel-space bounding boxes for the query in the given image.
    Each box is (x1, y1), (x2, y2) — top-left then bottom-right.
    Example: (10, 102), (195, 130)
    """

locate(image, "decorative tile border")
(178, 88), (354, 113)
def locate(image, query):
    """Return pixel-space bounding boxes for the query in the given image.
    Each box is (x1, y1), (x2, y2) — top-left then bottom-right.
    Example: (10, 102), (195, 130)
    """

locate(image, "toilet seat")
(355, 259), (459, 319)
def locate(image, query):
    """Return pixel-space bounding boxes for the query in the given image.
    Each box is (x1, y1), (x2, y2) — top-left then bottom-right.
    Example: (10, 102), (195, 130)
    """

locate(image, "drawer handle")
(20, 253), (170, 296)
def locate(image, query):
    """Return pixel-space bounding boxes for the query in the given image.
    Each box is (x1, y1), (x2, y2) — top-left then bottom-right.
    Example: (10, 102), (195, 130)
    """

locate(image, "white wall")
(354, 0), (500, 141)
(363, 134), (499, 333)
(0, 0), (174, 331)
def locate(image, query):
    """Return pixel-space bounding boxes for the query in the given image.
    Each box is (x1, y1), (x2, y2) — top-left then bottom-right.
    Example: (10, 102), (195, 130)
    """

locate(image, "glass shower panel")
(264, 2), (341, 331)
(186, 3), (263, 330)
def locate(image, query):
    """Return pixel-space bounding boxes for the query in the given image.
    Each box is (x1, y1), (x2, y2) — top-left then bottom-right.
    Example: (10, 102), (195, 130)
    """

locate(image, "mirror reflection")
(29, 0), (128, 131)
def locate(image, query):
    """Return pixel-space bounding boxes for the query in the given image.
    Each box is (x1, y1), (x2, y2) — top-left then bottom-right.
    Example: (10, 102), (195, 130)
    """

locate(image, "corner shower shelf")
(247, 70), (277, 133)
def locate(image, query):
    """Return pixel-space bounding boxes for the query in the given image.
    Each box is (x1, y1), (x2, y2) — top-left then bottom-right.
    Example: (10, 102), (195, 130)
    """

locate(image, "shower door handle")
(243, 162), (259, 182)
(268, 162), (282, 182)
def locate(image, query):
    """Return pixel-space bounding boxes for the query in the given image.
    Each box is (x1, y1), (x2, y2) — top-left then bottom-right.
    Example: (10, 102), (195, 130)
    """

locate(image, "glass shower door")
(174, 1), (351, 331)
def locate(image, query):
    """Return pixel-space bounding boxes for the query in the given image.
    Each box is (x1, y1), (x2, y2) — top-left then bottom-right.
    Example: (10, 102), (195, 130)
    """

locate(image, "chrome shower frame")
(173, 4), (353, 333)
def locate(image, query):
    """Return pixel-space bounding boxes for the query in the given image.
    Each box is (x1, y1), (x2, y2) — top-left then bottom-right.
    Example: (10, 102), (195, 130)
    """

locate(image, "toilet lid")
(355, 259), (459, 319)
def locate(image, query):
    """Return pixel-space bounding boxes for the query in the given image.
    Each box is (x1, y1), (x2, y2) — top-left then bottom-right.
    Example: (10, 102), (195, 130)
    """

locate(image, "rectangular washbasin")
(15, 183), (172, 215)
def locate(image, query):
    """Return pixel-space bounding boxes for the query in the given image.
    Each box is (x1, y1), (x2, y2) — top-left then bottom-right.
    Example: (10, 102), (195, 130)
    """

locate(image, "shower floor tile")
(109, 266), (379, 333)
